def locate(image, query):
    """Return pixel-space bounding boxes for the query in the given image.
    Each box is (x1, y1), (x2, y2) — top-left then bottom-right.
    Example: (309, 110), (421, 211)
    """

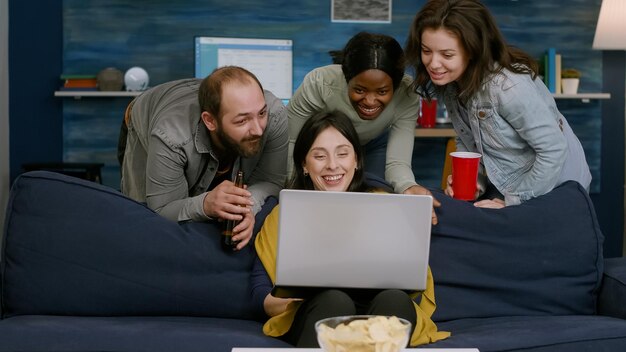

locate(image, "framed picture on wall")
(331, 0), (392, 23)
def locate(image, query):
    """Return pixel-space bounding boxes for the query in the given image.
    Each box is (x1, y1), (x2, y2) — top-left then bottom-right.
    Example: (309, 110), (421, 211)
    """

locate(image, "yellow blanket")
(254, 206), (450, 346)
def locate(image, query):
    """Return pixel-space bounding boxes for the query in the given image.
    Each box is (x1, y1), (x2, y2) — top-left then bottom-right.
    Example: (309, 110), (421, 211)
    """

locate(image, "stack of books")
(60, 74), (97, 91)
(542, 48), (562, 94)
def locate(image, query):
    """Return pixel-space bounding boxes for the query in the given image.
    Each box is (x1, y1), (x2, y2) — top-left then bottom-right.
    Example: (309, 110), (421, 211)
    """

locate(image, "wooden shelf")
(553, 93), (610, 102)
(415, 124), (456, 138)
(415, 93), (611, 137)
(54, 91), (142, 99)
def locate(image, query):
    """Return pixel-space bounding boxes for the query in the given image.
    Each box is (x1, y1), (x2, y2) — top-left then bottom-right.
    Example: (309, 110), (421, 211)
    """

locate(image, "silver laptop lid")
(275, 190), (433, 293)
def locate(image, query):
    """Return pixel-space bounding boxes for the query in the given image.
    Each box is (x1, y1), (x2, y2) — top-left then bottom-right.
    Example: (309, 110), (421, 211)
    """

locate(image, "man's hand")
(231, 209), (255, 250)
(203, 180), (255, 250)
(203, 180), (254, 220)
(403, 185), (440, 225)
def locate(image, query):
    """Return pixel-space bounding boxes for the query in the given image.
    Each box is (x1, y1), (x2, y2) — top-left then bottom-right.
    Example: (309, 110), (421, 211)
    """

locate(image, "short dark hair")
(288, 112), (368, 192)
(341, 32), (406, 91)
(198, 66), (264, 117)
(405, 0), (537, 100)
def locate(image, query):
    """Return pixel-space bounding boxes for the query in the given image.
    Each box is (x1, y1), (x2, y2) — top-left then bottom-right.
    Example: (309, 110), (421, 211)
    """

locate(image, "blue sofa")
(1, 171), (625, 352)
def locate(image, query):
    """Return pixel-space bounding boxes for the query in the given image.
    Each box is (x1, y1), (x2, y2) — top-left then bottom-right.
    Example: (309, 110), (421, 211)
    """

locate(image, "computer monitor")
(194, 36), (293, 100)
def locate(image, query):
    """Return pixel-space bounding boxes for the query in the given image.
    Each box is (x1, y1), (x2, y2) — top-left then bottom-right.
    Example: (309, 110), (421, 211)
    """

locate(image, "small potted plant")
(561, 68), (581, 94)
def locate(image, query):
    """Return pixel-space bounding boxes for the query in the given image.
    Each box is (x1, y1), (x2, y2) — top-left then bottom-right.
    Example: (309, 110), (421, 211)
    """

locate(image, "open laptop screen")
(273, 190), (433, 298)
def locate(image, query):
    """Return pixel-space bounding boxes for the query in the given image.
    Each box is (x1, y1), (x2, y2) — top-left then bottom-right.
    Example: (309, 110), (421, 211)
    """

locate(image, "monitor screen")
(194, 36), (293, 100)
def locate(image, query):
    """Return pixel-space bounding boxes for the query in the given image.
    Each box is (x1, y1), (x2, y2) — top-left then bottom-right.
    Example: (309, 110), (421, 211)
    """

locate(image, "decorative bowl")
(315, 315), (411, 352)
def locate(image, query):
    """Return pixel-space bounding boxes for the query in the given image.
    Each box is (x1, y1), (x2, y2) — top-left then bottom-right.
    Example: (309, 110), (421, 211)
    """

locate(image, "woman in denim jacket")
(405, 0), (591, 208)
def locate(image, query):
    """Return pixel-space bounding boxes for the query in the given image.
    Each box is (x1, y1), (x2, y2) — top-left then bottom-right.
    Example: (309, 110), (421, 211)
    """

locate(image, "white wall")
(0, 0), (10, 232)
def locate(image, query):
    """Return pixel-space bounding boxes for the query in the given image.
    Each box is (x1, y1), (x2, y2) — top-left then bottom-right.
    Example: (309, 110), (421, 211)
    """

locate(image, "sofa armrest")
(598, 257), (626, 319)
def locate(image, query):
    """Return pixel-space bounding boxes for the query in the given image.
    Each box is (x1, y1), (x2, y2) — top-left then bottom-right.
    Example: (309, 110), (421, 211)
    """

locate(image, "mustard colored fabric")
(254, 206), (450, 346)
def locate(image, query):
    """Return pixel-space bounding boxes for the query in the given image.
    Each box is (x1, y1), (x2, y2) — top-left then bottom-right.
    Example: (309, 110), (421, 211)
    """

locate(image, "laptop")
(272, 189), (433, 298)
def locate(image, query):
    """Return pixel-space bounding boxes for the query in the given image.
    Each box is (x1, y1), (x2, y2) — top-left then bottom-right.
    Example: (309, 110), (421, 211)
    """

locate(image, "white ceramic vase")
(561, 78), (580, 94)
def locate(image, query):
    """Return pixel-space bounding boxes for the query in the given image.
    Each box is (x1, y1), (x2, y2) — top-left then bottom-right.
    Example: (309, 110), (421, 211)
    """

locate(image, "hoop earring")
(303, 170), (309, 176)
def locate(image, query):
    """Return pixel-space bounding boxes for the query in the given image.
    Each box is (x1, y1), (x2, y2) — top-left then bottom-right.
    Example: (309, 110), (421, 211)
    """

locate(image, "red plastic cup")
(450, 152), (482, 201)
(419, 98), (437, 128)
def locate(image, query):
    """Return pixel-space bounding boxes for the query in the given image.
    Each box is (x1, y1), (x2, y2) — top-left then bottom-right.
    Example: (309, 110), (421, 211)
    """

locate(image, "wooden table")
(415, 124), (456, 138)
(414, 124), (457, 189)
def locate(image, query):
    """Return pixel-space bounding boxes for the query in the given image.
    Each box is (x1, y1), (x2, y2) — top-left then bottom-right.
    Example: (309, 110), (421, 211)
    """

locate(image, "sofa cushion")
(598, 257), (626, 320)
(429, 181), (604, 321)
(1, 171), (276, 319)
(429, 315), (626, 351)
(0, 315), (291, 352)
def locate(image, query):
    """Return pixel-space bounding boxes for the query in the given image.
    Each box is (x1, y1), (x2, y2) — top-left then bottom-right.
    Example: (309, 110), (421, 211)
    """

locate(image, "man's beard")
(215, 127), (262, 158)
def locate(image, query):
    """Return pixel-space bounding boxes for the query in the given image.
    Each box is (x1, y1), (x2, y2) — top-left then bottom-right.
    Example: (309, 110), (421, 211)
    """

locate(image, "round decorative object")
(124, 67), (149, 91)
(96, 67), (124, 91)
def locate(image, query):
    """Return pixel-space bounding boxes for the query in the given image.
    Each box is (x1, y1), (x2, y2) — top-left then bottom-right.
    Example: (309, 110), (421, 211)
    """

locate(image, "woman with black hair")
(287, 32), (440, 224)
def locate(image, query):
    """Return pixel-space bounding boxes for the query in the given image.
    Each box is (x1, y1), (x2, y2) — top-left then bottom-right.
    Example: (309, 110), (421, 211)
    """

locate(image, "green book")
(543, 54), (549, 87)
(60, 74), (97, 80)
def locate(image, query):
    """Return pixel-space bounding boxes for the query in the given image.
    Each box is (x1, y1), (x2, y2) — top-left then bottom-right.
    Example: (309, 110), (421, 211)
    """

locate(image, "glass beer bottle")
(221, 170), (244, 251)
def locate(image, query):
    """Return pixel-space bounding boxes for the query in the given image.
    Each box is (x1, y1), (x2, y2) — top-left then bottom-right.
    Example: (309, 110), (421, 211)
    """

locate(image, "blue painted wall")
(59, 0), (603, 190)
(8, 1), (63, 181)
(9, 0), (624, 257)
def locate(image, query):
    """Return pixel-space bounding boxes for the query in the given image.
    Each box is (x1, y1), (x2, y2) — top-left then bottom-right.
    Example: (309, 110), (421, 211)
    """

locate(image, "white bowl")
(315, 315), (411, 352)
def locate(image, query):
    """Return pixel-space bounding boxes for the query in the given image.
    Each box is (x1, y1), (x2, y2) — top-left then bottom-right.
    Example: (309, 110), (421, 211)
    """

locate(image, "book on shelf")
(61, 74), (97, 89)
(555, 54), (562, 94)
(542, 48), (564, 94)
(543, 53), (549, 87)
(58, 87), (98, 91)
(546, 48), (557, 93)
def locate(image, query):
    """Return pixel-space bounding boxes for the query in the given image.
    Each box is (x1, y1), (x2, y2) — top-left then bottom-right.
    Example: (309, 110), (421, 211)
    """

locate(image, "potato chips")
(316, 315), (410, 352)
